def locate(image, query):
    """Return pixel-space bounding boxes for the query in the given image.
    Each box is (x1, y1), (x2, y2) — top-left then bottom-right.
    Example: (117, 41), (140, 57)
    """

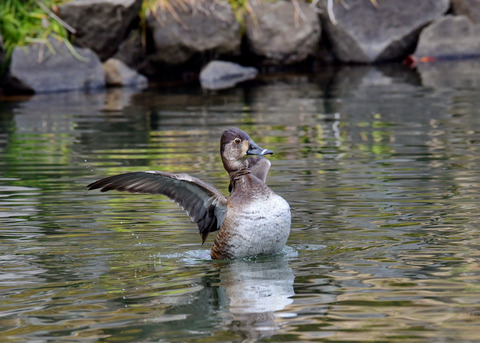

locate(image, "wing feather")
(87, 171), (227, 242)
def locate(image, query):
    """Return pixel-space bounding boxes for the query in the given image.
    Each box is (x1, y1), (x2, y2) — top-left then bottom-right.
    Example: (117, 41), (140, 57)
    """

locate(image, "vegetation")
(0, 0), (73, 69)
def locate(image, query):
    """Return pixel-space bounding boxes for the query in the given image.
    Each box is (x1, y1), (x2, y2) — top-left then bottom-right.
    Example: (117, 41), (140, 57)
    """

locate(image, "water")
(1, 63), (480, 342)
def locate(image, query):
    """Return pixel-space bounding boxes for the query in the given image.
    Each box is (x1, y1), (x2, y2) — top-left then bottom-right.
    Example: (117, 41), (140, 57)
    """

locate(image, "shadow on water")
(1, 62), (480, 341)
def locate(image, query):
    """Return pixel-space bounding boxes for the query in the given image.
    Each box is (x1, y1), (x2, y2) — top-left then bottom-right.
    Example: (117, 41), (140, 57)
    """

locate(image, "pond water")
(1, 63), (480, 342)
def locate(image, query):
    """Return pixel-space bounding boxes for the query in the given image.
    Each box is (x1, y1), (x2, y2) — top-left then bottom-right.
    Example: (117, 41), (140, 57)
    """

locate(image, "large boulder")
(58, 0), (142, 61)
(147, 0), (241, 65)
(414, 15), (480, 58)
(199, 60), (258, 90)
(452, 0), (480, 23)
(244, 0), (321, 65)
(6, 38), (105, 94)
(413, 16), (480, 88)
(319, 0), (449, 63)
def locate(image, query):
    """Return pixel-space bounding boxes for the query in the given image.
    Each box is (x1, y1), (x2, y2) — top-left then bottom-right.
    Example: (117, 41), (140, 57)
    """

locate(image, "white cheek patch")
(261, 149), (268, 155)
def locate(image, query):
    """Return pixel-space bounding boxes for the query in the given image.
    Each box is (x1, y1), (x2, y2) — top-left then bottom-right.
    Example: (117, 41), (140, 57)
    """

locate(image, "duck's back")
(210, 174), (291, 259)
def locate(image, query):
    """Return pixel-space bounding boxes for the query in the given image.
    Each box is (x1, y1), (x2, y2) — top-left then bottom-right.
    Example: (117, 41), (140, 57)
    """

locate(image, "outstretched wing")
(87, 171), (227, 243)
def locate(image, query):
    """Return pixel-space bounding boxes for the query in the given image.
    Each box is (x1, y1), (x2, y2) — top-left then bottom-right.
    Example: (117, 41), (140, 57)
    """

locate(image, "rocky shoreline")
(1, 0), (480, 94)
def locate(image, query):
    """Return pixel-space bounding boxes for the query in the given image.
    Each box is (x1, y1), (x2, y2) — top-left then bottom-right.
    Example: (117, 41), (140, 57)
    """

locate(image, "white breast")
(222, 193), (291, 258)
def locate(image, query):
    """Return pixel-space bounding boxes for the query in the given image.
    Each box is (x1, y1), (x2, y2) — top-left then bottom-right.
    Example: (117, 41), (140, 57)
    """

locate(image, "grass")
(0, 0), (71, 71)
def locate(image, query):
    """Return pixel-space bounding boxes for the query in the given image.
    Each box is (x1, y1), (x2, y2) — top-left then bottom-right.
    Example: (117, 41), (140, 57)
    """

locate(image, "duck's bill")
(247, 141), (273, 155)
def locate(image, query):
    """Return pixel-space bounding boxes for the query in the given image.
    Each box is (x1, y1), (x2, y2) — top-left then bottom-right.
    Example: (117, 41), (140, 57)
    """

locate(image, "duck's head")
(220, 127), (273, 172)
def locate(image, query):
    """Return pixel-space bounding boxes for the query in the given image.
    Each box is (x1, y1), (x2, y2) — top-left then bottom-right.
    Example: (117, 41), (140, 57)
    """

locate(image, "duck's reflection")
(217, 255), (295, 339)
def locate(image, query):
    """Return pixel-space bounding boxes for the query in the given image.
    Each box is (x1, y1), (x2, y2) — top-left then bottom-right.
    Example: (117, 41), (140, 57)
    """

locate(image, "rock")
(103, 58), (148, 88)
(414, 15), (480, 58)
(245, 0), (321, 65)
(452, 0), (480, 23)
(319, 0), (449, 63)
(58, 0), (142, 61)
(147, 0), (240, 65)
(6, 38), (105, 94)
(199, 60), (258, 90)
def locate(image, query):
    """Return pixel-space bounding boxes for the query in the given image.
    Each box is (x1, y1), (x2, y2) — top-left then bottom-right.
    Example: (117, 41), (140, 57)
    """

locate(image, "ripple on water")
(151, 244), (321, 264)
(154, 249), (212, 264)
(1, 73), (480, 342)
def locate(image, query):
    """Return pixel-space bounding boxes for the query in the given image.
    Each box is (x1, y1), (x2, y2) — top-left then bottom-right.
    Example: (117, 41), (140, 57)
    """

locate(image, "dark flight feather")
(87, 171), (227, 243)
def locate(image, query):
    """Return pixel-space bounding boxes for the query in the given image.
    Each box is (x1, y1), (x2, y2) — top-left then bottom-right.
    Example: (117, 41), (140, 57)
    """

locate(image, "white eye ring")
(234, 138), (241, 144)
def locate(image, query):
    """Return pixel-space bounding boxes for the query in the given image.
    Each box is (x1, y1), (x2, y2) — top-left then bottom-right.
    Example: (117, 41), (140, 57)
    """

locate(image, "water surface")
(1, 64), (480, 342)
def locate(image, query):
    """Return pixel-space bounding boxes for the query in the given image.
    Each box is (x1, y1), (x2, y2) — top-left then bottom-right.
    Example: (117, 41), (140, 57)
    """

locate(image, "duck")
(87, 127), (291, 259)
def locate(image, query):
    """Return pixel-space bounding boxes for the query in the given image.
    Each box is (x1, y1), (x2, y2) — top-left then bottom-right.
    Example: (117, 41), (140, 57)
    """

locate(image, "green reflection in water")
(1, 68), (480, 342)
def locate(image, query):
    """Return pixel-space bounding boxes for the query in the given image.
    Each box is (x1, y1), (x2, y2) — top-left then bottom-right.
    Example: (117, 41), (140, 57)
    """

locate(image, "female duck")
(87, 127), (291, 259)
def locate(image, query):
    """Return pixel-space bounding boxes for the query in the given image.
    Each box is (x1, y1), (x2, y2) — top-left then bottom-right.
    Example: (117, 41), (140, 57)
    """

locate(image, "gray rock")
(452, 0), (480, 23)
(147, 0), (240, 65)
(414, 15), (480, 58)
(58, 0), (142, 61)
(6, 38), (105, 93)
(319, 0), (449, 63)
(103, 58), (148, 88)
(245, 0), (321, 65)
(200, 60), (258, 90)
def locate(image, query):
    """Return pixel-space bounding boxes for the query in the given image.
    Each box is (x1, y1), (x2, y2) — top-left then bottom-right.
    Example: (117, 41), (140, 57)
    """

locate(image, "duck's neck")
(221, 154), (247, 172)
(228, 168), (251, 193)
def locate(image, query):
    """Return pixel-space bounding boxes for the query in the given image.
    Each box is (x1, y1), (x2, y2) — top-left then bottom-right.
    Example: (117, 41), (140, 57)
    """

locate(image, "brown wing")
(87, 171), (227, 243)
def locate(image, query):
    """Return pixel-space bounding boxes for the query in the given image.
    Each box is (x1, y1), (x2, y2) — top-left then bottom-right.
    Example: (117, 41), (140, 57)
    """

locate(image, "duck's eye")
(234, 138), (241, 144)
